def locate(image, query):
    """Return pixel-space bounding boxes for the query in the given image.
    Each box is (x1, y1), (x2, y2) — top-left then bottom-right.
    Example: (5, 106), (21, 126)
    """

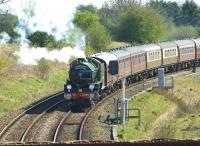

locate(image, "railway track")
(53, 93), (114, 142)
(78, 69), (200, 141)
(20, 99), (67, 142)
(0, 91), (65, 142)
(53, 78), (156, 142)
(53, 111), (85, 142)
(0, 69), (198, 143)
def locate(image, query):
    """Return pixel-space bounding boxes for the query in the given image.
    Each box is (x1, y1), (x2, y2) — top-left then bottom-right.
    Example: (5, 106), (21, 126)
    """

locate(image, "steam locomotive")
(64, 38), (200, 107)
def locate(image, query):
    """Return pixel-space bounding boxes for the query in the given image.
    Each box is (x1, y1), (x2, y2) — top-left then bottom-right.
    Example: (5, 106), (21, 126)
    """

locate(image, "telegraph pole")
(121, 77), (126, 125)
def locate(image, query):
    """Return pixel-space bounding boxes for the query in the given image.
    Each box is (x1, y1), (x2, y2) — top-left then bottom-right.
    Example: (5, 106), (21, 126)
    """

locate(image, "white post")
(121, 77), (126, 125)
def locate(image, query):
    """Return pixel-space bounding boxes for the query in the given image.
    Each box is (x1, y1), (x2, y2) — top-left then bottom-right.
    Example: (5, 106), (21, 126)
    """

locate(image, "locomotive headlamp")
(67, 84), (72, 90)
(89, 84), (95, 91)
(90, 93), (94, 99)
(64, 94), (71, 100)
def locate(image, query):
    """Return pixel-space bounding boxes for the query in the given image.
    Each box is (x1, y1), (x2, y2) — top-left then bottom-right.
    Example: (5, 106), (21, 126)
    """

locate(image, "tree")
(76, 4), (98, 14)
(163, 18), (198, 41)
(108, 0), (139, 11)
(148, 0), (200, 27)
(0, 0), (11, 4)
(73, 11), (99, 31)
(27, 31), (50, 47)
(180, 0), (200, 26)
(87, 23), (111, 52)
(27, 31), (68, 49)
(174, 25), (198, 39)
(147, 0), (181, 22)
(73, 9), (111, 53)
(0, 13), (19, 41)
(117, 7), (165, 44)
(99, 0), (140, 39)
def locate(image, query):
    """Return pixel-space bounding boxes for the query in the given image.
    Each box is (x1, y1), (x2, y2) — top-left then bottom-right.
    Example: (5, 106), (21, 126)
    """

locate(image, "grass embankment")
(0, 45), (68, 117)
(118, 72), (200, 141)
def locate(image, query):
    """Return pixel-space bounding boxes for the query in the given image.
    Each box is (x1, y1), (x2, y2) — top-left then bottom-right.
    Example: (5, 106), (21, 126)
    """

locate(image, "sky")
(0, 0), (200, 40)
(0, 0), (105, 40)
(0, 0), (200, 65)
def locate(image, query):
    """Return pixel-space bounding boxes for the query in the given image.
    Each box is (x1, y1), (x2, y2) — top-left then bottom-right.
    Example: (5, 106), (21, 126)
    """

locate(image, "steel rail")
(78, 92), (115, 140)
(0, 91), (64, 139)
(53, 111), (71, 142)
(20, 99), (66, 142)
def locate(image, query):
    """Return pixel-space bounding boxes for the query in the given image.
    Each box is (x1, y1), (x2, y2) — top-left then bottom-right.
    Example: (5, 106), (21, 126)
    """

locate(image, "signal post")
(121, 77), (126, 126)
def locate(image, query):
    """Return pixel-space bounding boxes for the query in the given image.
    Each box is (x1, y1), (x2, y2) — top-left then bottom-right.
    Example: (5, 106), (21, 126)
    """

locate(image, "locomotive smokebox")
(158, 68), (165, 87)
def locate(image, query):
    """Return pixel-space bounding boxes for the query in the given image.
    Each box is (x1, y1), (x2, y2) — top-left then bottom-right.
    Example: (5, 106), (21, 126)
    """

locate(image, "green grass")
(117, 72), (200, 141)
(0, 45), (68, 117)
(117, 91), (175, 141)
(0, 67), (67, 117)
(168, 114), (200, 139)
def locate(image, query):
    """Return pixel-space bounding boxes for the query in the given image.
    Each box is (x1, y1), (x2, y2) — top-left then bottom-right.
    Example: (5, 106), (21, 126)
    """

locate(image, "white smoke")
(14, 47), (85, 65)
(14, 29), (86, 65)
(0, 0), (104, 65)
(0, 32), (11, 45)
(1, 0), (104, 41)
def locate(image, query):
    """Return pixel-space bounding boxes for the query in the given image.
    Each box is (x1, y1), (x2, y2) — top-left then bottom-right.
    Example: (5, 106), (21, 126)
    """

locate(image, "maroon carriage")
(174, 40), (195, 69)
(158, 41), (179, 72)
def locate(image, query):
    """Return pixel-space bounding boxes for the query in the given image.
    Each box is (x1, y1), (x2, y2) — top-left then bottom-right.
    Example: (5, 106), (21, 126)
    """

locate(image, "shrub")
(37, 58), (49, 80)
(0, 54), (10, 75)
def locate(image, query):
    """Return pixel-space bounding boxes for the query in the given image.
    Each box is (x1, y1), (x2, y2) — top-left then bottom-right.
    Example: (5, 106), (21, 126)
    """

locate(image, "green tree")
(73, 9), (111, 53)
(104, 0), (139, 13)
(180, 0), (200, 26)
(77, 4), (98, 14)
(73, 11), (99, 31)
(147, 0), (181, 23)
(0, 13), (18, 40)
(174, 25), (198, 39)
(87, 23), (111, 52)
(148, 0), (200, 27)
(99, 0), (139, 39)
(117, 7), (165, 44)
(27, 31), (67, 50)
(28, 31), (49, 47)
(164, 19), (198, 40)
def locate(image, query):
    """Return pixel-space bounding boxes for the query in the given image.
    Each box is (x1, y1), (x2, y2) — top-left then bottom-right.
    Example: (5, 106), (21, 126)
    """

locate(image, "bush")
(37, 58), (49, 80)
(0, 54), (10, 75)
(164, 20), (198, 40)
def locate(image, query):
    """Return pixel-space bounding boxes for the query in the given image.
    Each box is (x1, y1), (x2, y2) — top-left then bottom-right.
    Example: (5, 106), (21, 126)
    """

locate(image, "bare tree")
(0, 0), (11, 4)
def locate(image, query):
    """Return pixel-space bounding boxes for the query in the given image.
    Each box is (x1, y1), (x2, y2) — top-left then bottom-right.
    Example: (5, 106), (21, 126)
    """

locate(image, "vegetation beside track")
(117, 72), (200, 141)
(0, 45), (68, 117)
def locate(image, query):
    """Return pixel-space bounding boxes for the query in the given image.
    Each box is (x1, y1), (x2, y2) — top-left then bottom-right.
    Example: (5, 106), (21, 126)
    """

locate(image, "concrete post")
(158, 68), (165, 87)
(125, 98), (129, 121)
(121, 77), (126, 125)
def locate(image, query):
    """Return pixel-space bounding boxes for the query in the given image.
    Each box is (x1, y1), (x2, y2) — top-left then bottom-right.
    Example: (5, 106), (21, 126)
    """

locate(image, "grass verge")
(0, 45), (68, 117)
(117, 72), (200, 141)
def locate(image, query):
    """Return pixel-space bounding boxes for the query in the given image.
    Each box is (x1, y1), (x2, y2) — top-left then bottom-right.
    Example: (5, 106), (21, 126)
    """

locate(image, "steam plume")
(0, 32), (11, 45)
